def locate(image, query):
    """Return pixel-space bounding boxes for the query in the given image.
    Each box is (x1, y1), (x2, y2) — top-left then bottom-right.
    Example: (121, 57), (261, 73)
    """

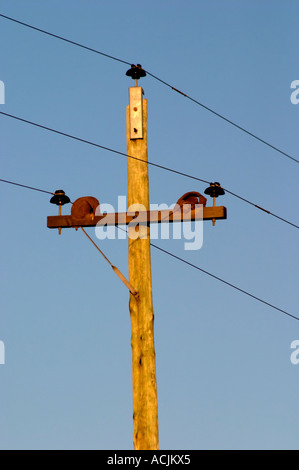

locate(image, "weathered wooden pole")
(46, 67), (227, 450)
(126, 69), (159, 450)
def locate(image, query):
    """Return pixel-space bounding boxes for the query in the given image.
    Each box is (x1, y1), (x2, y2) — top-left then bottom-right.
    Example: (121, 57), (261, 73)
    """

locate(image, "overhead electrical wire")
(1, 12), (298, 165)
(221, 187), (298, 228)
(0, 177), (54, 195)
(145, 70), (299, 165)
(0, 111), (209, 185)
(1, 110), (298, 230)
(151, 243), (299, 321)
(0, 13), (131, 66)
(115, 226), (299, 322)
(150, 243), (299, 322)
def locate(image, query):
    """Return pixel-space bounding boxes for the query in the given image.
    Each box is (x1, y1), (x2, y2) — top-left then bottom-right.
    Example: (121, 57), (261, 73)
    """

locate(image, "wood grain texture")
(127, 98), (159, 450)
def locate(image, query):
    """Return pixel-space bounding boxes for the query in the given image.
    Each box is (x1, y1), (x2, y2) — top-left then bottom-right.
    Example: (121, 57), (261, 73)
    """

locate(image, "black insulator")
(126, 64), (146, 80)
(204, 182), (225, 198)
(50, 189), (71, 206)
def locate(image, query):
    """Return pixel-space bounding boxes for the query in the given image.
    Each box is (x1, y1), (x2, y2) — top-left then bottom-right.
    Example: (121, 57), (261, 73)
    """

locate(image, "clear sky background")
(0, 0), (298, 450)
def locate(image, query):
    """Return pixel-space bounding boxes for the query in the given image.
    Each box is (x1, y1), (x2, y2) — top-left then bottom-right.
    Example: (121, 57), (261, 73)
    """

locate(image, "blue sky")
(0, 1), (298, 450)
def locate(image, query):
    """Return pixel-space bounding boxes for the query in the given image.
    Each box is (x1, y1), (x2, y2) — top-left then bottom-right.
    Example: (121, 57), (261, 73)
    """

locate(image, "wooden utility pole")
(126, 75), (159, 450)
(47, 66), (227, 450)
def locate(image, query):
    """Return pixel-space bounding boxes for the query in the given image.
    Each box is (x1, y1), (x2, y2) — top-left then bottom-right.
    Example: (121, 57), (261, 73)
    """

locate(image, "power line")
(0, 13), (131, 66)
(151, 243), (299, 322)
(115, 225), (299, 322)
(1, 13), (298, 165)
(145, 70), (299, 165)
(222, 187), (299, 229)
(1, 110), (298, 230)
(0, 110), (210, 181)
(0, 177), (54, 195)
